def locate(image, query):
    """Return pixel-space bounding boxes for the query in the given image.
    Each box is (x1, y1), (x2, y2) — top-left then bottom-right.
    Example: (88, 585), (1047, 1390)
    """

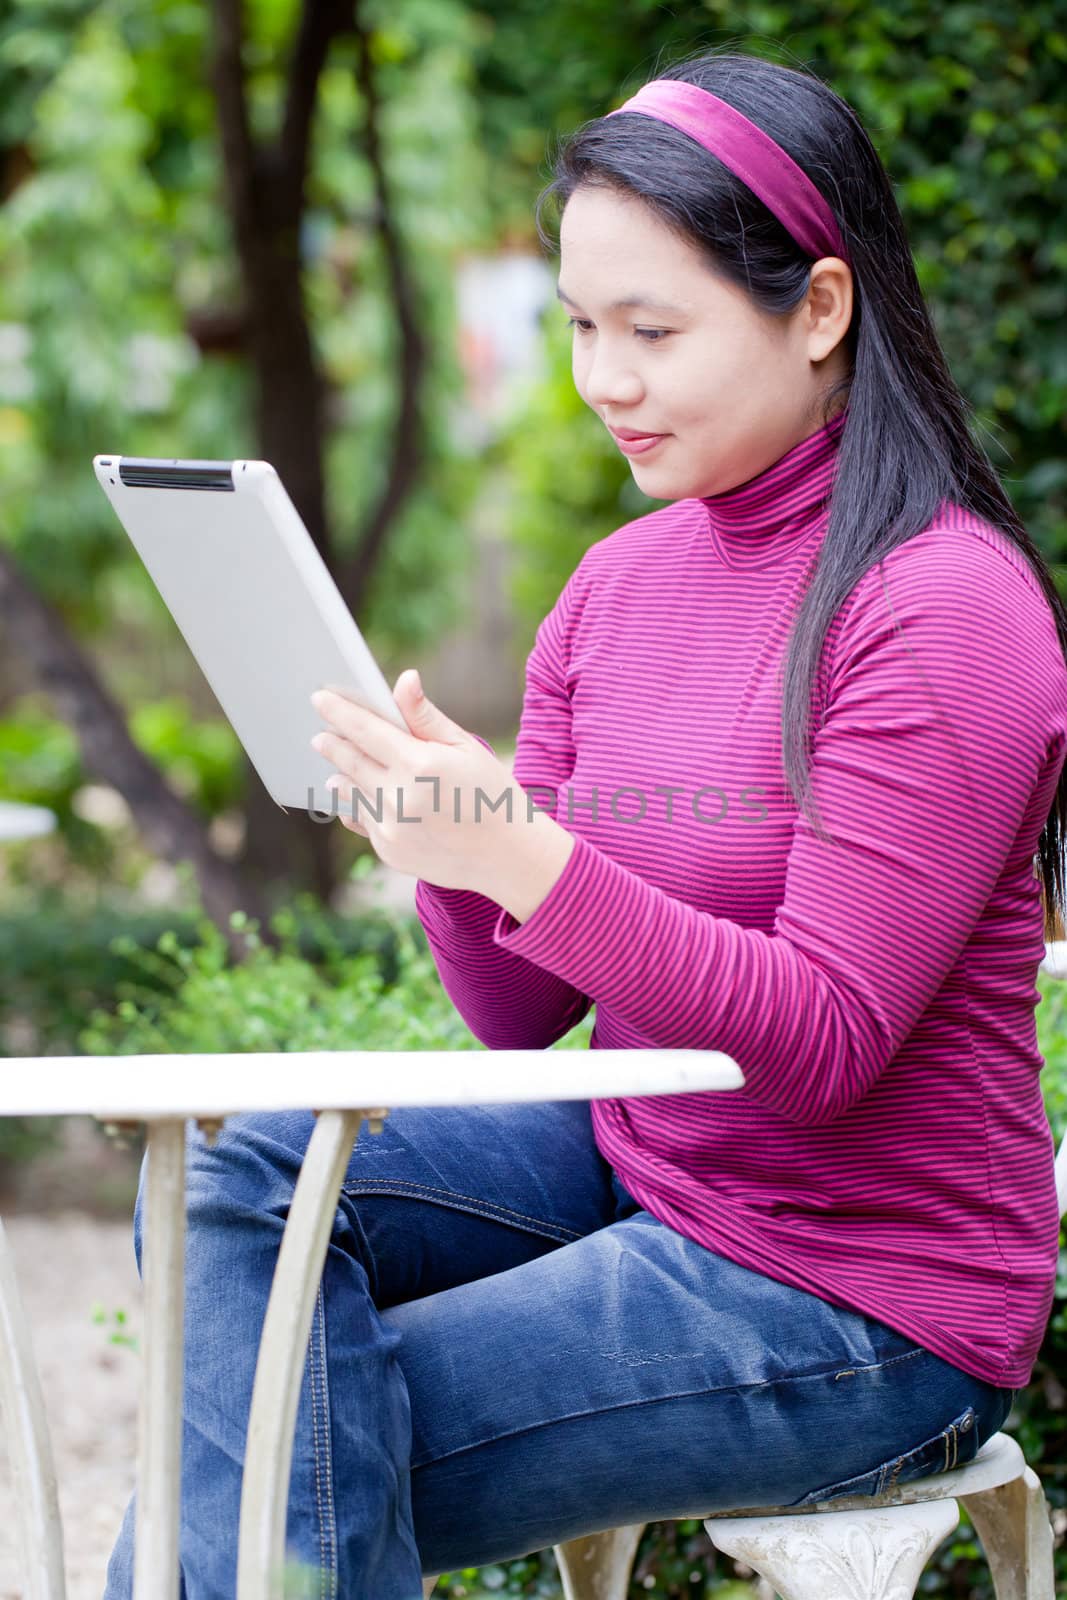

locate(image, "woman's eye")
(565, 317), (670, 343)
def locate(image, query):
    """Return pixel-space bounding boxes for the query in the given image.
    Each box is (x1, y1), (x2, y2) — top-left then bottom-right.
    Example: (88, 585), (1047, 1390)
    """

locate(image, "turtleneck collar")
(700, 407), (848, 571)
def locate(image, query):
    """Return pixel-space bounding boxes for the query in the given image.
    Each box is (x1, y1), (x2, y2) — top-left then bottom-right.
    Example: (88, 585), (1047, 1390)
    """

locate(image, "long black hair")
(534, 46), (1067, 941)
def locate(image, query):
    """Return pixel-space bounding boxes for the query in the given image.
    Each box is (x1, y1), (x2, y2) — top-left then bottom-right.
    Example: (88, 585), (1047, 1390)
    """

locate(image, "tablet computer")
(92, 454), (409, 816)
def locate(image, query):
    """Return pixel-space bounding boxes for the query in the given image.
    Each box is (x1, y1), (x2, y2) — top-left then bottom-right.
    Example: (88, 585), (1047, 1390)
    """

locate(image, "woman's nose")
(581, 346), (644, 409)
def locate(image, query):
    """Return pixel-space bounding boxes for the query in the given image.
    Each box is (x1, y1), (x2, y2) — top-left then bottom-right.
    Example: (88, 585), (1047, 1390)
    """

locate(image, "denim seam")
(875, 1405), (970, 1496)
(408, 1341), (928, 1469)
(340, 1177), (585, 1241)
(311, 1281), (338, 1597)
(308, 1295), (326, 1591)
(312, 1289), (325, 1595)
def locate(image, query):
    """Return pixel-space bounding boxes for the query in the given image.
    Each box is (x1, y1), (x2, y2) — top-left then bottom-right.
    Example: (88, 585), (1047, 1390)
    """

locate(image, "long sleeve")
(414, 571), (593, 1050)
(486, 531), (1067, 1124)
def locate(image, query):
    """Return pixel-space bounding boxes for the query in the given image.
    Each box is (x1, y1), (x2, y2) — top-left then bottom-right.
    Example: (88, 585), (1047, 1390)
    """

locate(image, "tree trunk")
(212, 0), (344, 899)
(210, 0), (432, 903)
(230, 183), (342, 894)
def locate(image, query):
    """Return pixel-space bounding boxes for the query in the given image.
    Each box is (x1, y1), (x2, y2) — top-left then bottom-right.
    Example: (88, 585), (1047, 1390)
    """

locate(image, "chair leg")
(961, 1466), (1056, 1600)
(554, 1524), (646, 1600)
(705, 1499), (960, 1600)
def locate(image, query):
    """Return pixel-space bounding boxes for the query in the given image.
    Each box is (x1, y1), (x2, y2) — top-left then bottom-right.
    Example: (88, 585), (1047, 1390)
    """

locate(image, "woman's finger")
(332, 790), (369, 836)
(326, 775), (372, 838)
(313, 729), (385, 779)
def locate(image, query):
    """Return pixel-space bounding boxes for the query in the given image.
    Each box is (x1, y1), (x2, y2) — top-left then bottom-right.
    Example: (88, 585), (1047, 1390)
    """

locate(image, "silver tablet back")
(93, 455), (407, 813)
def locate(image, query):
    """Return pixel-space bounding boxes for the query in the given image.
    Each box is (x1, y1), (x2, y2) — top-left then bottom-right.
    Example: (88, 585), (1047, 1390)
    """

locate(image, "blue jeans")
(102, 1099), (1013, 1599)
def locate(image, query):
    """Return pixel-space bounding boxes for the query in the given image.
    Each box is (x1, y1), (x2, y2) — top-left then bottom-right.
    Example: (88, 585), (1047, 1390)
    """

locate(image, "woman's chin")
(627, 460), (690, 498)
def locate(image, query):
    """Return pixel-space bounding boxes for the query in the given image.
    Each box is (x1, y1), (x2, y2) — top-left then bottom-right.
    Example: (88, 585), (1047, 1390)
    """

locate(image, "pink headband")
(605, 79), (850, 266)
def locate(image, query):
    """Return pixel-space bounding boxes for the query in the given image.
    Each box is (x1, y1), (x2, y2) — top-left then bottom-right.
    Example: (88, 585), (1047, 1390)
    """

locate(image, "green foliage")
(0, 892), (203, 1060)
(0, 1116), (64, 1168)
(0, 2), (99, 148)
(0, 0), (499, 851)
(127, 697), (244, 815)
(0, 883), (403, 1059)
(90, 1301), (138, 1353)
(0, 875), (416, 1144)
(76, 889), (596, 1059)
(0, 695), (245, 884)
(0, 0), (496, 770)
(0, 700), (110, 876)
(0, 0), (217, 617)
(294, 2), (498, 661)
(999, 979), (1067, 1593)
(0, 699), (82, 804)
(77, 905), (459, 1057)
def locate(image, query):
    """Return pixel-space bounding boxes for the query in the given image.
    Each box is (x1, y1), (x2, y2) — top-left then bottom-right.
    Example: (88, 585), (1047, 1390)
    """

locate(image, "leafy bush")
(0, 882), (410, 1170)
(74, 899), (590, 1065)
(0, 885), (403, 1058)
(77, 902), (484, 1058)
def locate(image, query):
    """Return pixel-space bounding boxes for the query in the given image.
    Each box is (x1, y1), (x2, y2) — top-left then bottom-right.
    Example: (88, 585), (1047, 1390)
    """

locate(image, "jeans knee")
(189, 1110), (317, 1226)
(131, 1111), (318, 1269)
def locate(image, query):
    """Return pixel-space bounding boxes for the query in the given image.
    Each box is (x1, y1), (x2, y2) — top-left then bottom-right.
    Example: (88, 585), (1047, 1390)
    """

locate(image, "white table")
(0, 1048), (744, 1600)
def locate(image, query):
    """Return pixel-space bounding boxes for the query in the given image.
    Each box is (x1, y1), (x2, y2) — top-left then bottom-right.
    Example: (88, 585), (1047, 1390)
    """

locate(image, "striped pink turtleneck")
(414, 409), (1067, 1387)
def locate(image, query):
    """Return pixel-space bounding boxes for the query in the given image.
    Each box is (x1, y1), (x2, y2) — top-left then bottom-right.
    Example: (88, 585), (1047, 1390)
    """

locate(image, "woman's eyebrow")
(555, 284), (688, 315)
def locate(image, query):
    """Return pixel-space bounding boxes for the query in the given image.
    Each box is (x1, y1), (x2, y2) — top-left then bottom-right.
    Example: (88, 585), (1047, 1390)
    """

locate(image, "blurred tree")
(0, 0), (487, 914)
(207, 0), (427, 896)
(0, 0), (267, 944)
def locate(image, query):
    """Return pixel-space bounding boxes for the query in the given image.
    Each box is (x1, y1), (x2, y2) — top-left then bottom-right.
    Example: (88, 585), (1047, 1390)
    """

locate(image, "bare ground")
(0, 1209), (143, 1600)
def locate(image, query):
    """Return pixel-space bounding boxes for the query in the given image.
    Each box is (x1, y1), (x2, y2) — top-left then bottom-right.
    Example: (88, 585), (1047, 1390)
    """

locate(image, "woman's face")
(557, 183), (853, 500)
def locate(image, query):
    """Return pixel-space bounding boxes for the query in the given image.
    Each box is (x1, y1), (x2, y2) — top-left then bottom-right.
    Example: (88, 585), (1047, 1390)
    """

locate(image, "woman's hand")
(309, 669), (537, 895)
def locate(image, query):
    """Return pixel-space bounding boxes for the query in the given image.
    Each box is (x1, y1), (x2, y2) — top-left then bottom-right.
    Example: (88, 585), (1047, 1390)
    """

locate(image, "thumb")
(393, 668), (469, 745)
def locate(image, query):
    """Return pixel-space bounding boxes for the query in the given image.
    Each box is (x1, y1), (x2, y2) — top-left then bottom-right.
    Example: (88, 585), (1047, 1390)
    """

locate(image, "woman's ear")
(806, 257), (853, 363)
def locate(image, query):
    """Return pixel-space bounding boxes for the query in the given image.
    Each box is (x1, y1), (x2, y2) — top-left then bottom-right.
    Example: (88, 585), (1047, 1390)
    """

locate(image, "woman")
(105, 47), (1067, 1600)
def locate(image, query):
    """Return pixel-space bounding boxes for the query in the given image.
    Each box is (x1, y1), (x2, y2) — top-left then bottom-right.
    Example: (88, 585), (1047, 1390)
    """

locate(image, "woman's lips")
(611, 430), (667, 457)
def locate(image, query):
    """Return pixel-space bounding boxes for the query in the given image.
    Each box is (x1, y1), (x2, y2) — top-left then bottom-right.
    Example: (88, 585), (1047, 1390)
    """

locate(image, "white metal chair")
(549, 943), (1067, 1600)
